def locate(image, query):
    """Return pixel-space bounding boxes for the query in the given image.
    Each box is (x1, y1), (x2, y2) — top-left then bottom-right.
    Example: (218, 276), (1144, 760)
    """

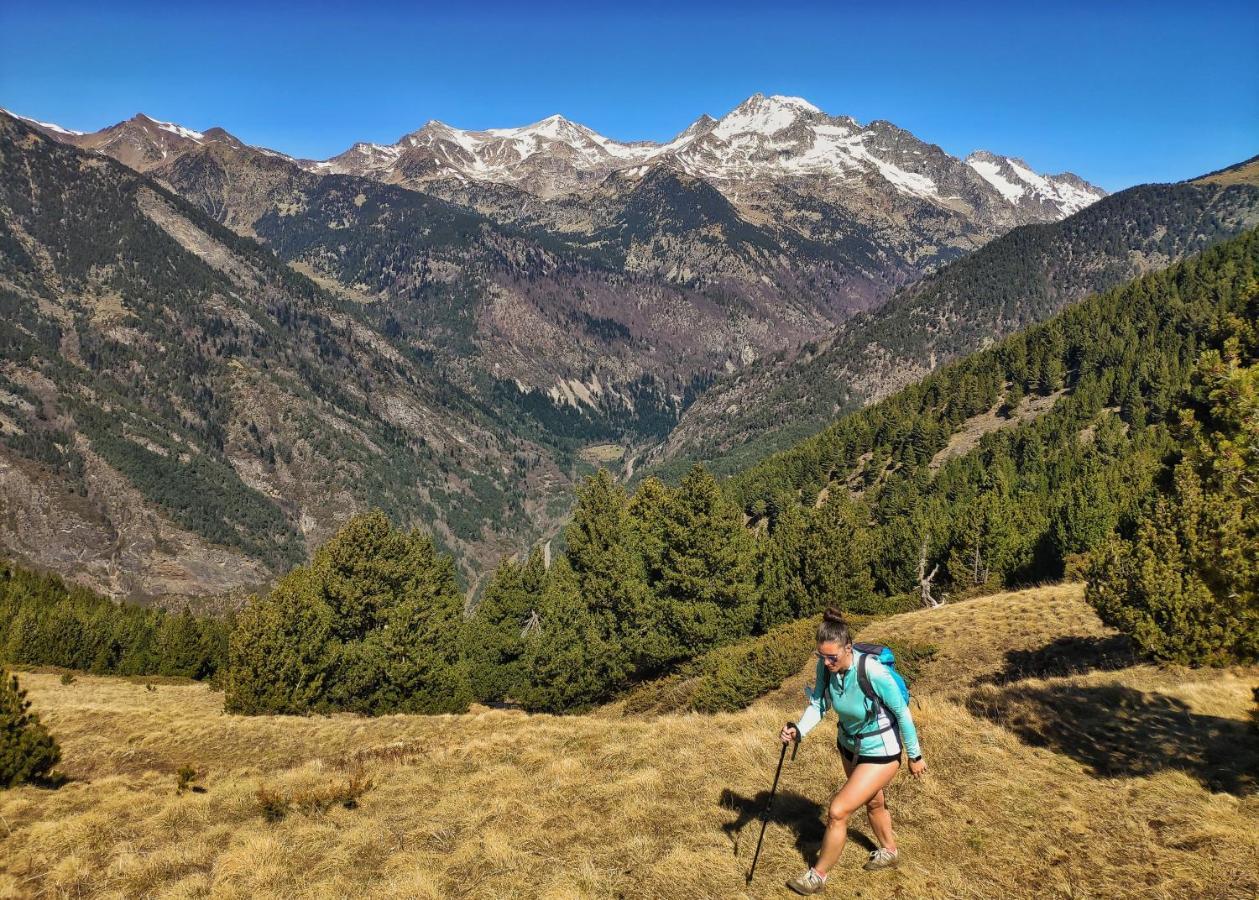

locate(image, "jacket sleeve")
(795, 658), (829, 738)
(867, 659), (921, 759)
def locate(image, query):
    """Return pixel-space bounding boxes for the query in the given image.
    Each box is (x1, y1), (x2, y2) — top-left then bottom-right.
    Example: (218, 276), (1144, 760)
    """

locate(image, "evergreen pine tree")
(756, 500), (808, 630)
(947, 491), (1017, 592)
(463, 549), (544, 703)
(225, 510), (471, 715)
(800, 495), (876, 612)
(0, 669), (60, 789)
(566, 470), (662, 677)
(1088, 343), (1259, 663)
(517, 558), (625, 712)
(657, 465), (759, 656)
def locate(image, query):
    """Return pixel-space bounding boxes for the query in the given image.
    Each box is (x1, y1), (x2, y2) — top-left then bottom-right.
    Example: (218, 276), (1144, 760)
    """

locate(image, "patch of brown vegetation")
(929, 389), (1066, 471)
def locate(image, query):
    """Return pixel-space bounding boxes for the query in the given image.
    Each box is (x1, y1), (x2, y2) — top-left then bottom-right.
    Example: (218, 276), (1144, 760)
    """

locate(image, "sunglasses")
(814, 649), (847, 664)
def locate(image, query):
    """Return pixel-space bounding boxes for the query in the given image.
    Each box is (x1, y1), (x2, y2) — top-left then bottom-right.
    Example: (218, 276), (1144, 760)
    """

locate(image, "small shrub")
(621, 674), (704, 716)
(145, 683), (157, 693)
(255, 785), (289, 822)
(59, 672), (76, 686)
(256, 769), (374, 822)
(1, 669), (61, 788)
(292, 768), (373, 814)
(1061, 552), (1091, 582)
(176, 765), (203, 795)
(874, 638), (938, 686)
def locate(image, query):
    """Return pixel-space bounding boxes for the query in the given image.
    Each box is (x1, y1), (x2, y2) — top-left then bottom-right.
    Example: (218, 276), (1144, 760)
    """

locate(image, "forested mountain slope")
(724, 227), (1259, 601)
(653, 175), (1259, 479)
(0, 115), (575, 601)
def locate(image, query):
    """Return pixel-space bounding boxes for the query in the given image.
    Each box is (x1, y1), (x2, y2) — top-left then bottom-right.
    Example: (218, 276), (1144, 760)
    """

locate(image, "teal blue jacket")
(795, 650), (921, 759)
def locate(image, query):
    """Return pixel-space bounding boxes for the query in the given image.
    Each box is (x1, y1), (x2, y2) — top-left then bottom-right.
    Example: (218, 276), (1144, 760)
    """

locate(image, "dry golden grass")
(2, 584), (1256, 899)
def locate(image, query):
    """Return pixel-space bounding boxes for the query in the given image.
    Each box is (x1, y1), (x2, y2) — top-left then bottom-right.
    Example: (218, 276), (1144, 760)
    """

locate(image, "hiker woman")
(779, 608), (926, 895)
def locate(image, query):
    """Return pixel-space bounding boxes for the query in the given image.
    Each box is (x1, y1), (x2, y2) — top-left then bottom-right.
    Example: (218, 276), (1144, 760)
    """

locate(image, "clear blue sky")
(2, 1), (1256, 191)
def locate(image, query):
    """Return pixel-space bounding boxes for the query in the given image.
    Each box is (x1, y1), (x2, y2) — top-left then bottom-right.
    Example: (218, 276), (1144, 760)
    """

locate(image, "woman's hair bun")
(822, 606), (845, 624)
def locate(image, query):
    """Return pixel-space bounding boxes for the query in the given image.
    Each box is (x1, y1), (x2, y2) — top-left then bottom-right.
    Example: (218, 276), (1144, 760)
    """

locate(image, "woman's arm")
(868, 660), (922, 759)
(794, 659), (830, 739)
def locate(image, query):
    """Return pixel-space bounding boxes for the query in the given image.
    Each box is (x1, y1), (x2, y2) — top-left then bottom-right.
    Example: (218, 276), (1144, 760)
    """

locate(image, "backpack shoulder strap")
(858, 653), (900, 726)
(857, 652), (877, 706)
(841, 652), (880, 743)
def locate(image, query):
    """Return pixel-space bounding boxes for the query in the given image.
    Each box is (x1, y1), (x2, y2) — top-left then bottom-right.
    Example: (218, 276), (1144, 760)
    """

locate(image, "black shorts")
(839, 744), (901, 766)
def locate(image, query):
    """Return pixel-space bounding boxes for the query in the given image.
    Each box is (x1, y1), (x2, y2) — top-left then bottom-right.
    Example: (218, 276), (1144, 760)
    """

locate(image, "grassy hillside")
(3, 584), (1255, 898)
(1193, 154), (1259, 188)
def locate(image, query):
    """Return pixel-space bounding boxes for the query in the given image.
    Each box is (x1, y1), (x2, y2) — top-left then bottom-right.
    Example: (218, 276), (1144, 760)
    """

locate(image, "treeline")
(0, 562), (229, 679)
(224, 229), (1259, 717)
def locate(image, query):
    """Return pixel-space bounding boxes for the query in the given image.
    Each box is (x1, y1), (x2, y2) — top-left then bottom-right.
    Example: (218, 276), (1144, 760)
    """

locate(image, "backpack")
(852, 641), (910, 707)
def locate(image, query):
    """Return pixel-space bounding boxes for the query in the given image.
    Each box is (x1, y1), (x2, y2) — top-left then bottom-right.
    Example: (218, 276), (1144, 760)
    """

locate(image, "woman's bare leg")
(838, 754), (897, 851)
(813, 759), (900, 876)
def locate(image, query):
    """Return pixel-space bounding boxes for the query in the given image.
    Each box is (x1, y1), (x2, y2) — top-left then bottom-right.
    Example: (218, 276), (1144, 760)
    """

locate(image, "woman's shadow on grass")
(718, 788), (876, 863)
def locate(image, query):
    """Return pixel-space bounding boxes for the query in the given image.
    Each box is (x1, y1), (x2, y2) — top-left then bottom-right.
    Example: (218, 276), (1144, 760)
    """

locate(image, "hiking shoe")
(786, 868), (828, 894)
(863, 847), (900, 870)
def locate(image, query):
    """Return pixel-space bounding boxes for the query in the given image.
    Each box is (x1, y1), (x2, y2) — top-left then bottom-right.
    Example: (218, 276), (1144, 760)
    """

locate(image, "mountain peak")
(713, 93), (823, 138)
(121, 113), (205, 143)
(734, 93), (821, 113)
(487, 113), (593, 142)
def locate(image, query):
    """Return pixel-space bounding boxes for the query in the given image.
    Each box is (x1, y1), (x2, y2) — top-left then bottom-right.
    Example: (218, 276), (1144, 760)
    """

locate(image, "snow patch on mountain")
(1006, 159), (1099, 215)
(1, 109), (85, 136)
(966, 151), (1105, 216)
(138, 115), (205, 142)
(967, 155), (1026, 202)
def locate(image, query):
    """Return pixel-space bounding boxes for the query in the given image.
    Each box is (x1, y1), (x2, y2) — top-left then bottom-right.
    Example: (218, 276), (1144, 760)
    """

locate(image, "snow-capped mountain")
(965, 150), (1101, 218)
(8, 95), (1104, 227)
(312, 114), (659, 198)
(304, 94), (1105, 221)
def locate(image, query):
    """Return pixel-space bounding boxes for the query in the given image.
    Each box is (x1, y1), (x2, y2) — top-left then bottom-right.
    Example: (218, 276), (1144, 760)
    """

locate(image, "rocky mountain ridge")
(304, 94), (1103, 221)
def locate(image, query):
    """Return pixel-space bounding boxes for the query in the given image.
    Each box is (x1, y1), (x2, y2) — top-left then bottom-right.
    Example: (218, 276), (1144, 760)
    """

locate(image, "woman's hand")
(908, 757), (927, 778)
(779, 723), (799, 745)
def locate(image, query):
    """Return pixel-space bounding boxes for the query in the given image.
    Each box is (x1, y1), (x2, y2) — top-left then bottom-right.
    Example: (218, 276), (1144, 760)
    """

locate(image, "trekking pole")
(746, 724), (798, 885)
